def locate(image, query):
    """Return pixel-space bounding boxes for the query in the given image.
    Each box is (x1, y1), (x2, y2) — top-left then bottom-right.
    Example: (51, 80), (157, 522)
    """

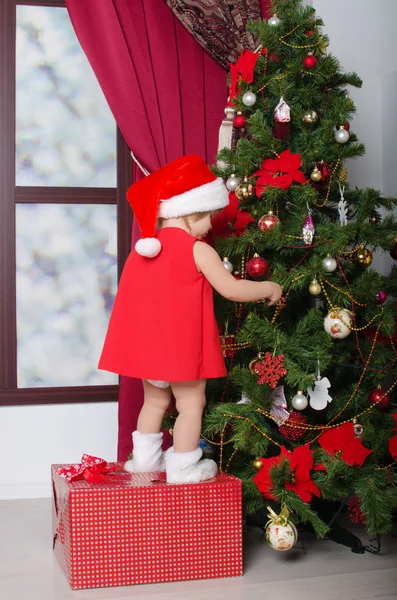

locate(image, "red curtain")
(66, 0), (271, 461)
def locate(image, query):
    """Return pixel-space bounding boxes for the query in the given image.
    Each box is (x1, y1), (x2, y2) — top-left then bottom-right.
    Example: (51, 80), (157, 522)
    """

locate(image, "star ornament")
(253, 445), (321, 503)
(254, 149), (308, 195)
(318, 422), (373, 467)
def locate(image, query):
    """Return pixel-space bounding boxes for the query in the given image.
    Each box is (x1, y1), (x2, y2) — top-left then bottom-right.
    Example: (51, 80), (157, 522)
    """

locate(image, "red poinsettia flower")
(284, 444), (321, 503)
(389, 435), (397, 461)
(254, 149), (308, 194)
(253, 445), (320, 504)
(252, 455), (280, 500)
(209, 192), (254, 240)
(318, 422), (373, 467)
(229, 50), (260, 101)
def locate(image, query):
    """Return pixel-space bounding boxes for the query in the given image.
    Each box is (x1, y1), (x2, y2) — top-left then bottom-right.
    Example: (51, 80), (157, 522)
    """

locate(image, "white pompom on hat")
(126, 154), (229, 257)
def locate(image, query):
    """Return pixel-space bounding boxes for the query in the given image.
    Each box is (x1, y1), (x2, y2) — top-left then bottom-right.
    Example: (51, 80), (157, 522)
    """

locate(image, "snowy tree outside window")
(15, 7), (118, 387)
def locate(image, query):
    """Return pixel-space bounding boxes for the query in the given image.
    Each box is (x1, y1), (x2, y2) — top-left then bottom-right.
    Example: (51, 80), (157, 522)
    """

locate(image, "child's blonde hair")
(158, 210), (219, 231)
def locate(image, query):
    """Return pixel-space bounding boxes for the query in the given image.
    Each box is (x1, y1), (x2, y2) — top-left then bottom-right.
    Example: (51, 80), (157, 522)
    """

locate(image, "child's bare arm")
(193, 241), (282, 305)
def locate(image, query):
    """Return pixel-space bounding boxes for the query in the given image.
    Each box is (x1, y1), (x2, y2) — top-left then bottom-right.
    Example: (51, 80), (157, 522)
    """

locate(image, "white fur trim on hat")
(158, 178), (229, 219)
(135, 237), (161, 257)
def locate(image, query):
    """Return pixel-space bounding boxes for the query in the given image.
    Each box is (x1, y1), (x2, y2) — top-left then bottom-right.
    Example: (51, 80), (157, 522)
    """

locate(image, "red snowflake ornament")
(253, 352), (287, 388)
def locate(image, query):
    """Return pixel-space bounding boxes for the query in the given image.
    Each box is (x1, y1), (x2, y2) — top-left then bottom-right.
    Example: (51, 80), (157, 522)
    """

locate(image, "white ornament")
(322, 255), (337, 272)
(338, 183), (347, 226)
(222, 257), (234, 273)
(266, 521), (297, 552)
(308, 377), (332, 410)
(335, 126), (350, 144)
(274, 96), (291, 123)
(270, 385), (290, 425)
(226, 174), (241, 192)
(291, 391), (308, 411)
(268, 14), (280, 26)
(237, 391), (252, 405)
(242, 91), (257, 107)
(324, 308), (352, 339)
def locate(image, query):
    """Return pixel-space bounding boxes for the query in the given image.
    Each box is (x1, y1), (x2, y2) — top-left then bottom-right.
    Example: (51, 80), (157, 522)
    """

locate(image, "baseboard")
(0, 482), (51, 500)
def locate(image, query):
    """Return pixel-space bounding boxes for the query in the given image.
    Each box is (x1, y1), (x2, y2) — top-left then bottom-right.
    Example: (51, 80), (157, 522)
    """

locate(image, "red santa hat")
(126, 154), (229, 257)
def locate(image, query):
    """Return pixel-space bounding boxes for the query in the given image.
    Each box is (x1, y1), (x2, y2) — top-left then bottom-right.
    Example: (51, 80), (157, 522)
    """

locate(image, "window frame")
(0, 0), (132, 406)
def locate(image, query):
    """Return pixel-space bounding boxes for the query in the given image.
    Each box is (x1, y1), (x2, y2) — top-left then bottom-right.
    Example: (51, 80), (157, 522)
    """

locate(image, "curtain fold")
(165, 0), (272, 68)
(66, 0), (270, 461)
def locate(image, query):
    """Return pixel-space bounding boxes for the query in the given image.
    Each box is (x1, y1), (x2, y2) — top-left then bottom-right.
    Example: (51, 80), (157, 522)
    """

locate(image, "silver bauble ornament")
(242, 91), (257, 107)
(268, 14), (280, 26)
(222, 257), (233, 273)
(322, 255), (337, 272)
(303, 109), (318, 125)
(291, 391), (308, 411)
(335, 126), (350, 144)
(226, 174), (241, 192)
(324, 308), (352, 339)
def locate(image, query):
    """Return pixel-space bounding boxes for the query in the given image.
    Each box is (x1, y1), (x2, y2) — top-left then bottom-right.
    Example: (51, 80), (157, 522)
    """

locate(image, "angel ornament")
(308, 376), (332, 411)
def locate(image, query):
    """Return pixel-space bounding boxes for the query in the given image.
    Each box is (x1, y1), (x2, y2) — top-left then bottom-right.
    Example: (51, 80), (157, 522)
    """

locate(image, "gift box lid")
(52, 463), (240, 491)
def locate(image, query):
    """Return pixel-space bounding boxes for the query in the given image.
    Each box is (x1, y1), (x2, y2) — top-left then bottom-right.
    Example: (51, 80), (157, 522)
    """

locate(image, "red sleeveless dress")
(98, 228), (227, 381)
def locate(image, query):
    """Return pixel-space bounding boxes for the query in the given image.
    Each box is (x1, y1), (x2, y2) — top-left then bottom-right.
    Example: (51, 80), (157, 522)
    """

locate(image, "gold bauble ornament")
(355, 246), (373, 267)
(303, 109), (318, 125)
(310, 166), (322, 182)
(235, 177), (255, 201)
(249, 352), (264, 375)
(253, 458), (263, 470)
(309, 279), (321, 296)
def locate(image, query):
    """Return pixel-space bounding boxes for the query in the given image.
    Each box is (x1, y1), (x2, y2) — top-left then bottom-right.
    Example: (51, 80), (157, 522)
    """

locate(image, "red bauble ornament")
(246, 253), (269, 278)
(343, 122), (350, 131)
(233, 112), (247, 129)
(317, 160), (330, 180)
(234, 271), (241, 280)
(390, 244), (397, 261)
(279, 412), (308, 441)
(376, 290), (387, 305)
(258, 211), (280, 232)
(306, 30), (314, 36)
(303, 52), (317, 69)
(368, 386), (390, 411)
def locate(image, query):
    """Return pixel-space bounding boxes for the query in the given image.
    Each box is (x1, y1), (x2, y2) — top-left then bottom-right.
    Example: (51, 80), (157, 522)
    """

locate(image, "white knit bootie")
(165, 447), (218, 483)
(124, 431), (165, 473)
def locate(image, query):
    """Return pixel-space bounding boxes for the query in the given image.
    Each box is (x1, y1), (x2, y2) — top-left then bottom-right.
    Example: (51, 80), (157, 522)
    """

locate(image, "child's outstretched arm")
(193, 241), (282, 306)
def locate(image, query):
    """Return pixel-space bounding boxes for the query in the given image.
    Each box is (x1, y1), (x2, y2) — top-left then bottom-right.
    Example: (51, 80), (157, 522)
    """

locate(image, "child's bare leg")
(137, 380), (172, 434)
(171, 379), (206, 453)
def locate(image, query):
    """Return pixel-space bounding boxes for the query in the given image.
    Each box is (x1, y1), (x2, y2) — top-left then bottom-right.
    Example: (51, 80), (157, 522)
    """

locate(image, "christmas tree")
(202, 0), (397, 544)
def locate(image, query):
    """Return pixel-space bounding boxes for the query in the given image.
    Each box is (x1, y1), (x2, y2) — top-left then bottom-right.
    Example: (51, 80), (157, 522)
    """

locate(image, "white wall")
(2, 0), (397, 500)
(314, 0), (397, 274)
(0, 402), (118, 499)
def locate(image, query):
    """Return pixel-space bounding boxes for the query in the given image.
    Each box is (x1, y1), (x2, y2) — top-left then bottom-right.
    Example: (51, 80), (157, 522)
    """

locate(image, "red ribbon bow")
(56, 454), (112, 483)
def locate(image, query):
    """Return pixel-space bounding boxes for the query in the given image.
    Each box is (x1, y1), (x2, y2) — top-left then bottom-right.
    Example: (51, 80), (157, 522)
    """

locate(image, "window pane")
(16, 204), (118, 387)
(16, 6), (117, 187)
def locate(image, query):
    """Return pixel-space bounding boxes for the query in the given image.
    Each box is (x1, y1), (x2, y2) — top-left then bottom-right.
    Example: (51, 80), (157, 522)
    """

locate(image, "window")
(0, 0), (132, 405)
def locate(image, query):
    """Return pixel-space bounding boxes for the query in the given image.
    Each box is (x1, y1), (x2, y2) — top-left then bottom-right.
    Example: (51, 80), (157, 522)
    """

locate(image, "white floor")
(1, 498), (396, 600)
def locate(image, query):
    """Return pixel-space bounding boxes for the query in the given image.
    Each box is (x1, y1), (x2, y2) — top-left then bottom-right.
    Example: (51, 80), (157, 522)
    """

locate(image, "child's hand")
(264, 282), (283, 306)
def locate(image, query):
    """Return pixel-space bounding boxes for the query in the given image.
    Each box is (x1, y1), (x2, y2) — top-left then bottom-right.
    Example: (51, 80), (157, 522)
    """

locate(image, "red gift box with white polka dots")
(51, 464), (243, 589)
